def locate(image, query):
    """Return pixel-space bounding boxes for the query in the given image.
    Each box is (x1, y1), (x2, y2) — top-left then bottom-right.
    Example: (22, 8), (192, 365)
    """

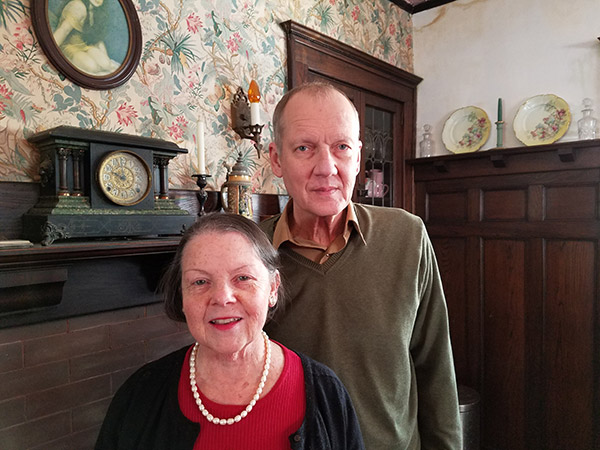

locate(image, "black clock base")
(25, 126), (194, 244)
(23, 213), (196, 246)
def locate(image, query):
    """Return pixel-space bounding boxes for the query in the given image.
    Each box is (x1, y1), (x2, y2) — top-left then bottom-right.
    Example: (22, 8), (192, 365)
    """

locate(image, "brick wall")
(0, 304), (194, 450)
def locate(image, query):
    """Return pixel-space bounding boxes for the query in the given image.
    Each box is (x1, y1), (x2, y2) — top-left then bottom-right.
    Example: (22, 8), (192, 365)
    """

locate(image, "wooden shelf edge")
(407, 138), (600, 166)
(0, 236), (181, 265)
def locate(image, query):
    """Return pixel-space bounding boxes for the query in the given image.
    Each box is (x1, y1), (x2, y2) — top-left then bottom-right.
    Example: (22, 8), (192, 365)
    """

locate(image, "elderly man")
(261, 81), (461, 449)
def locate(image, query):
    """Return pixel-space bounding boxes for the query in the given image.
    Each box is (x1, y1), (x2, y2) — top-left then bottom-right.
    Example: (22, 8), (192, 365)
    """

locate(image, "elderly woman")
(95, 213), (365, 450)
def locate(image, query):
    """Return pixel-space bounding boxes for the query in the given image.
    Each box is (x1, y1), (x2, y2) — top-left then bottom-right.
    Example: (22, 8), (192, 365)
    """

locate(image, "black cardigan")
(95, 345), (365, 450)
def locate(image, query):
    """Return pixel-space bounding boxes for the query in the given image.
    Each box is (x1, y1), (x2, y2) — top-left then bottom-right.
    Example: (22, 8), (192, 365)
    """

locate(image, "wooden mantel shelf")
(408, 138), (600, 181)
(0, 236), (181, 266)
(0, 236), (181, 329)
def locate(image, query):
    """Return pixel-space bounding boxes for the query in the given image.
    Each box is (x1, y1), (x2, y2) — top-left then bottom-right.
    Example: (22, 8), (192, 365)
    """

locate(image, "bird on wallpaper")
(206, 84), (226, 112)
(162, 102), (180, 116)
(147, 63), (160, 76)
(147, 97), (162, 125)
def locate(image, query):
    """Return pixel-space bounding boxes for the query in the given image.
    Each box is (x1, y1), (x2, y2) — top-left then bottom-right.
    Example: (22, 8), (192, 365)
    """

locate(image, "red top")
(178, 341), (306, 450)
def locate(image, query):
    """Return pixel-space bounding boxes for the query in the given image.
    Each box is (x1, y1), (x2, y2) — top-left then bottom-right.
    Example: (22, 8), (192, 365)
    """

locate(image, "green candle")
(497, 98), (503, 122)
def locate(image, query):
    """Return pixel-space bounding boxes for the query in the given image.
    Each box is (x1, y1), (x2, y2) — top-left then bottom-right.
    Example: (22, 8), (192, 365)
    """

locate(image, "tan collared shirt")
(272, 200), (366, 264)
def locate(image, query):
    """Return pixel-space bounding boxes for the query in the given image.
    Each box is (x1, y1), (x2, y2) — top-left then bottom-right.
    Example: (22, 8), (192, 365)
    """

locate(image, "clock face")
(97, 151), (152, 206)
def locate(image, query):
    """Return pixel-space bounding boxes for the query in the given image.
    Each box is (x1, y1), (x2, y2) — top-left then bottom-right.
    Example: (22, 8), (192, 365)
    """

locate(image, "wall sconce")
(232, 80), (264, 159)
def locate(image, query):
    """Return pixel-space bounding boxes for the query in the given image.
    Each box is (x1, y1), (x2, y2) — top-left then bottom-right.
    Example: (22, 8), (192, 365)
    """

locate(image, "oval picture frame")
(31, 0), (142, 90)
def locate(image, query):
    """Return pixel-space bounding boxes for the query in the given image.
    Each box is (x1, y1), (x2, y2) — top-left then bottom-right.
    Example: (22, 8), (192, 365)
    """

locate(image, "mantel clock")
(23, 126), (195, 245)
(96, 150), (152, 206)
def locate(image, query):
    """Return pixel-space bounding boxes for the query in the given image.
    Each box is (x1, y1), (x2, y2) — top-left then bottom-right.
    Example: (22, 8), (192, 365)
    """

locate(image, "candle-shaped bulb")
(248, 80), (261, 125)
(248, 80), (261, 103)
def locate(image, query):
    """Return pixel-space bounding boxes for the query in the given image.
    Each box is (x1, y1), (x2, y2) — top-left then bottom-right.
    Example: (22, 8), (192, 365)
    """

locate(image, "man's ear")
(269, 142), (283, 177)
(355, 140), (362, 175)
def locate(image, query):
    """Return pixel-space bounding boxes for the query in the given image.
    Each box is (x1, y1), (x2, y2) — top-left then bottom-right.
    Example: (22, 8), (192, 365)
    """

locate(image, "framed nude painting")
(31, 0), (142, 90)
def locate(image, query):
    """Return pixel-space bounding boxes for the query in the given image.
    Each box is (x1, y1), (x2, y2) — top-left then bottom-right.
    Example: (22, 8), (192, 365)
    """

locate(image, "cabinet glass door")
(362, 106), (394, 207)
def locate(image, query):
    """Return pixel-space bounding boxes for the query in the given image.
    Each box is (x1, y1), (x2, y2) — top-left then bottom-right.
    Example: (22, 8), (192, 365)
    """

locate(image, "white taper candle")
(196, 120), (205, 174)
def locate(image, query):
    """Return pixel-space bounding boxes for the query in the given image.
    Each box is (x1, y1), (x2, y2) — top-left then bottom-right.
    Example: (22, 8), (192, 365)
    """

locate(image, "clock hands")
(111, 167), (134, 187)
(112, 168), (128, 181)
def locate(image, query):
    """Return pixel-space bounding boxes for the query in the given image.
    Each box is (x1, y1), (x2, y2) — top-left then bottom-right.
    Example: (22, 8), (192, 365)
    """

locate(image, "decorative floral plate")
(442, 106), (491, 153)
(513, 94), (571, 146)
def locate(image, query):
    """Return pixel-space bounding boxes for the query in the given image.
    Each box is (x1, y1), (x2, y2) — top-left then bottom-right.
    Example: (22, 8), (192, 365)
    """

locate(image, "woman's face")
(181, 231), (279, 358)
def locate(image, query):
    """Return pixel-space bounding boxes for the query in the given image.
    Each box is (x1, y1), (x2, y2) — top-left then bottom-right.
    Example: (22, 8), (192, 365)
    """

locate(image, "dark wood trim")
(0, 237), (181, 266)
(389, 0), (414, 13)
(389, 0), (458, 14)
(0, 182), (38, 240)
(281, 21), (422, 89)
(408, 139), (600, 182)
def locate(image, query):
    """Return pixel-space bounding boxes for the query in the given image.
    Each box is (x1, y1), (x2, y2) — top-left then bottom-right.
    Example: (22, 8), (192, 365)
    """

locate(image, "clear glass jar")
(577, 98), (598, 140)
(419, 124), (435, 157)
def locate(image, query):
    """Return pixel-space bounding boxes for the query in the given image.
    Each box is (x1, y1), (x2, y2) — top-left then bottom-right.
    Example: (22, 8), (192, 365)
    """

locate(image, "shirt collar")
(272, 199), (366, 250)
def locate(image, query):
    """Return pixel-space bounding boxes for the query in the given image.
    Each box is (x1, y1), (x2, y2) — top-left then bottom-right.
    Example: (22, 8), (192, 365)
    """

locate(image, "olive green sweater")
(261, 203), (461, 450)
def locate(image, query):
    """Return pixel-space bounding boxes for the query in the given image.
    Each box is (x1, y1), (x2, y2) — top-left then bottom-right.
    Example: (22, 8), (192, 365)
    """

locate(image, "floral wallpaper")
(0, 0), (412, 193)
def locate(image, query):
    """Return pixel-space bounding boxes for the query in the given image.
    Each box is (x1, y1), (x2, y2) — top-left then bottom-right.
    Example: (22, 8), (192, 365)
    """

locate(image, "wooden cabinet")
(409, 140), (600, 450)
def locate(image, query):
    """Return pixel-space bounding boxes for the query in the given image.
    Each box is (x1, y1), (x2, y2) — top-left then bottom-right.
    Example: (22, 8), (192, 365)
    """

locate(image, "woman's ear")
(269, 271), (281, 307)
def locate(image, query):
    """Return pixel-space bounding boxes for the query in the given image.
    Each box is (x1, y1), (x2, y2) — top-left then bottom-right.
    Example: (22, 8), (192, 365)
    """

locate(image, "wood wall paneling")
(545, 185), (597, 220)
(482, 189), (527, 221)
(482, 239), (527, 449)
(432, 237), (469, 380)
(544, 240), (595, 450)
(410, 139), (600, 450)
(428, 190), (468, 221)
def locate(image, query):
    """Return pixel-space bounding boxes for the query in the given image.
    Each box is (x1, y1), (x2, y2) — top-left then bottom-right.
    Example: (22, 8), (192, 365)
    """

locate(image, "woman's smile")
(209, 317), (242, 330)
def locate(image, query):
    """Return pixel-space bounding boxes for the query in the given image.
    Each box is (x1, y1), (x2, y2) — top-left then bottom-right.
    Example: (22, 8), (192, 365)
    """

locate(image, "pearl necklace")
(189, 331), (271, 425)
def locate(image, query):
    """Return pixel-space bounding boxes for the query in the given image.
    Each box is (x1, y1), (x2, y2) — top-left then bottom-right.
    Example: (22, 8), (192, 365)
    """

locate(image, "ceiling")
(389, 0), (457, 14)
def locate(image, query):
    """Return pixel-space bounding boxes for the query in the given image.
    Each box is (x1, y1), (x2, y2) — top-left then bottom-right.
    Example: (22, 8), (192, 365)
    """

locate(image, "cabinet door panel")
(545, 185), (598, 220)
(483, 239), (527, 450)
(544, 240), (596, 450)
(483, 189), (527, 221)
(428, 191), (468, 221)
(432, 237), (469, 381)
(362, 102), (397, 207)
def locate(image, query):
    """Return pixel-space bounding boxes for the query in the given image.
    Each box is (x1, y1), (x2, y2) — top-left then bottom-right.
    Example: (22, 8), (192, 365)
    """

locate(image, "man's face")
(269, 90), (361, 224)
